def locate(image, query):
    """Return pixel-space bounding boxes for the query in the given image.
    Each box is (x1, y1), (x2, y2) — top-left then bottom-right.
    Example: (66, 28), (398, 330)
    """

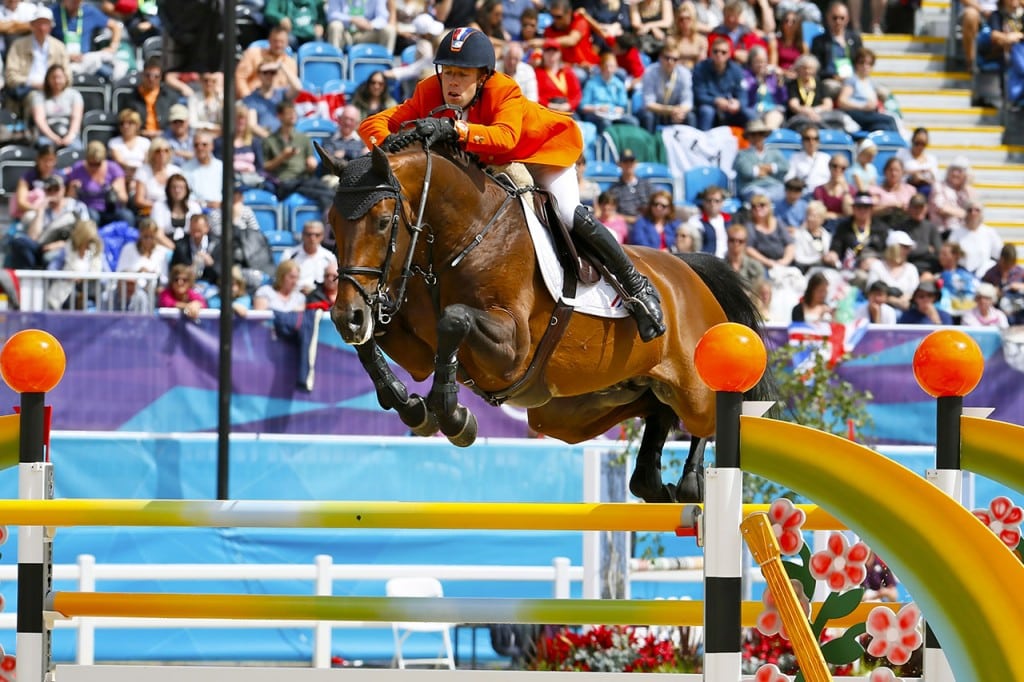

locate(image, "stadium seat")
(634, 162), (677, 200)
(819, 129), (855, 163)
(682, 166), (729, 206)
(243, 188), (281, 234)
(584, 160), (621, 192)
(295, 116), (335, 144)
(81, 110), (118, 148)
(347, 43), (394, 87)
(298, 41), (346, 91)
(867, 130), (909, 174)
(765, 128), (802, 159)
(0, 144), (36, 197)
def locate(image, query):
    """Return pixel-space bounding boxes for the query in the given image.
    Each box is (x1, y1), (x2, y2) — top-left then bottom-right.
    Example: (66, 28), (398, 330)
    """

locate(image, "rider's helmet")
(434, 27), (496, 73)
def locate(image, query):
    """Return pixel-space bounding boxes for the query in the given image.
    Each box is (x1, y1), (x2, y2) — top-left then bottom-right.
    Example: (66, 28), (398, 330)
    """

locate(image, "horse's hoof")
(402, 395), (439, 437)
(675, 469), (705, 503)
(629, 467), (675, 503)
(445, 408), (478, 448)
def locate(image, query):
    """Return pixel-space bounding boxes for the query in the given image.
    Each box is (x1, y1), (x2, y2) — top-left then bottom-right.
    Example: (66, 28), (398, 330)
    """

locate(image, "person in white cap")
(383, 13), (446, 100)
(866, 230), (918, 311)
(961, 282), (1009, 328)
(3, 6), (68, 115)
(928, 155), (977, 237)
(849, 138), (879, 193)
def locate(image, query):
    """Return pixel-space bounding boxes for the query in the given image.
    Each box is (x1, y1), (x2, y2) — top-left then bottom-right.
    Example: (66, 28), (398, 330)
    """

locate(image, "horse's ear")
(314, 141), (344, 177)
(371, 145), (391, 178)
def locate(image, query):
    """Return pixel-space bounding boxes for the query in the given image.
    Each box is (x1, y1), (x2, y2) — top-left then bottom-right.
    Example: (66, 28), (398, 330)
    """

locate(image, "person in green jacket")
(263, 0), (326, 48)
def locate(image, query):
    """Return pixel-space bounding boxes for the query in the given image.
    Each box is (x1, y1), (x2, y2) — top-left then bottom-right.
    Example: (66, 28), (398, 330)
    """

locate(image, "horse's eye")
(377, 215), (392, 233)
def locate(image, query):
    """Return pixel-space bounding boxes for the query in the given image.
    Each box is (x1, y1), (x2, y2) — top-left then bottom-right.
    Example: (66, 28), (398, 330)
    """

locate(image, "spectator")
(792, 199), (831, 272)
(150, 172), (202, 246)
(321, 104), (368, 173)
(29, 63), (81, 150)
(228, 265), (253, 317)
(836, 47), (899, 133)
(7, 174), (89, 269)
(895, 127), (939, 196)
(386, 14), (446, 100)
(948, 201), (1003, 276)
(496, 40), (538, 103)
(518, 7), (539, 44)
(283, 219), (337, 294)
(350, 70), (398, 120)
(532, 0), (599, 81)
(593, 190), (629, 243)
(742, 44), (787, 129)
(962, 282), (1009, 328)
(866, 233), (919, 311)
(708, 0), (767, 65)
(688, 184), (732, 258)
(502, 0), (537, 40)
(606, 148), (654, 225)
(775, 10), (807, 77)
(132, 137), (180, 222)
(630, 0), (673, 58)
(164, 104), (196, 166)
(263, 100), (333, 211)
(669, 1), (708, 70)
(99, 0), (160, 47)
(579, 50), (634, 134)
(46, 217), (108, 310)
(935, 241), (978, 318)
(12, 143), (59, 220)
(784, 55), (844, 132)
(812, 153), (853, 220)
(158, 262), (207, 319)
(864, 279), (898, 323)
(243, 59), (302, 139)
(171, 212), (222, 291)
(734, 118), (788, 203)
(254, 259), (307, 311)
(50, 0), (124, 80)
(637, 38), (694, 133)
(472, 0), (510, 50)
(326, 0), (396, 53)
(628, 190), (680, 249)
(785, 125), (830, 189)
(896, 192), (942, 274)
(0, 0), (35, 57)
(692, 0), (725, 34)
(4, 6), (67, 117)
(848, 138), (879, 194)
(744, 193), (796, 271)
(535, 39), (582, 113)
(187, 71), (224, 137)
(899, 279), (953, 325)
(723, 223), (765, 289)
(207, 181), (261, 236)
(824, 192), (888, 270)
(693, 36), (749, 130)
(671, 220), (703, 253)
(791, 271), (833, 321)
(116, 217), (170, 311)
(962, 0), (999, 75)
(108, 108), (150, 171)
(869, 157), (916, 216)
(235, 25), (299, 99)
(849, 0), (886, 35)
(576, 157), (600, 206)
(982, 0), (1024, 103)
(928, 156), (976, 238)
(264, 0), (326, 48)
(65, 140), (133, 226)
(124, 56), (178, 139)
(981, 244), (1024, 323)
(775, 177), (808, 230)
(215, 102), (266, 190)
(810, 1), (862, 93)
(182, 130), (224, 210)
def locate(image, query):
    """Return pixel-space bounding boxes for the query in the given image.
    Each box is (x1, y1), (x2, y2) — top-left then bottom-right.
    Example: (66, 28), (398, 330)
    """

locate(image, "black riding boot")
(572, 205), (666, 342)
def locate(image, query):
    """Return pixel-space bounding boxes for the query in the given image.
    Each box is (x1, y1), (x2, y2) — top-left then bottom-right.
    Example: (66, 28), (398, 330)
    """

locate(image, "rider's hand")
(414, 117), (458, 148)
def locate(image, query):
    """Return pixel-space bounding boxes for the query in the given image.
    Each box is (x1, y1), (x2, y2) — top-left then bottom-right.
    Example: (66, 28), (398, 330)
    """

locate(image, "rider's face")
(440, 66), (483, 108)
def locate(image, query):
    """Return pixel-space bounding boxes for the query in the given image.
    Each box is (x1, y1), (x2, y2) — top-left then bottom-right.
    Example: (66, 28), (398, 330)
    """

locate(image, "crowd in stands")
(0, 0), (1018, 335)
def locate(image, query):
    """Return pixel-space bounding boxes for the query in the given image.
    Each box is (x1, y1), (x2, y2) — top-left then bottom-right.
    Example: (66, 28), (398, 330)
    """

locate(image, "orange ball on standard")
(912, 329), (984, 398)
(0, 329), (66, 394)
(694, 322), (767, 393)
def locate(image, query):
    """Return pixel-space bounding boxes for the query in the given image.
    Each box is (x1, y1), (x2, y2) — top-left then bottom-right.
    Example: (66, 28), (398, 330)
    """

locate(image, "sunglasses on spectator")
(728, 238), (747, 244)
(652, 202), (670, 208)
(830, 163), (847, 169)
(803, 135), (819, 141)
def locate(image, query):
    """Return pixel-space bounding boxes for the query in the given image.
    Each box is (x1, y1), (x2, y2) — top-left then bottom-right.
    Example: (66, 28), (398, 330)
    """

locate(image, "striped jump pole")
(0, 330), (67, 682)
(912, 330), (987, 682)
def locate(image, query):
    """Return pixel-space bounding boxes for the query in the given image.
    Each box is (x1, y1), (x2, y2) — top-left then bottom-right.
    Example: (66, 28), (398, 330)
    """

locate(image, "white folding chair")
(386, 577), (456, 669)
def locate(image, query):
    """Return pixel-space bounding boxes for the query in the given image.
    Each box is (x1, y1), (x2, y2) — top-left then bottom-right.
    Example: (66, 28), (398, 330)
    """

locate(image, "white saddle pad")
(521, 196), (629, 319)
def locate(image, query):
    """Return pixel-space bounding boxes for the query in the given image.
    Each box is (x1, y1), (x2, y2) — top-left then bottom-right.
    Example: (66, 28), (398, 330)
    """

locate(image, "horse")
(317, 138), (773, 503)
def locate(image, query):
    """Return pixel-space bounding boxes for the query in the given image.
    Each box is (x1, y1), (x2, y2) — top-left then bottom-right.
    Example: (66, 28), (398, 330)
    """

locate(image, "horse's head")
(319, 143), (407, 345)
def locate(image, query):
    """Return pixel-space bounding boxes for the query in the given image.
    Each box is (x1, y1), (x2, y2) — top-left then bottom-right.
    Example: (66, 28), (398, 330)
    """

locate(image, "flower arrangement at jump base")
(529, 623), (702, 672)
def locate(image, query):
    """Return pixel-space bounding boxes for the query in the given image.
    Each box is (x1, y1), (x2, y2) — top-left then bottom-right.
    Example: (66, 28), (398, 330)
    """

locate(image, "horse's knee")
(438, 304), (475, 348)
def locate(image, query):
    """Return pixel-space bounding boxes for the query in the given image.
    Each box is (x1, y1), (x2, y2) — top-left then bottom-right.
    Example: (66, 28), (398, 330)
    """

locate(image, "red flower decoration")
(972, 496), (1023, 550)
(768, 498), (806, 555)
(756, 579), (811, 641)
(754, 663), (791, 681)
(865, 603), (922, 666)
(809, 532), (870, 591)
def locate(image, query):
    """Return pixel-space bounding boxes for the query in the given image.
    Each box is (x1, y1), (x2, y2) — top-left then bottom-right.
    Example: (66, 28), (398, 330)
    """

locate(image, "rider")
(358, 27), (666, 342)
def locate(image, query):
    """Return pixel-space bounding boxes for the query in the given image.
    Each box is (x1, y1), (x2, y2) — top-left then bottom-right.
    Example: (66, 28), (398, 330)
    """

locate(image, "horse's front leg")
(628, 403), (684, 503)
(426, 303), (488, 448)
(356, 341), (439, 437)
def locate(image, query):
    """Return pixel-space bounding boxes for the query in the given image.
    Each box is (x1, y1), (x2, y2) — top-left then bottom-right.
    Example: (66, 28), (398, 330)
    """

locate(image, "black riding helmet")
(434, 27), (496, 73)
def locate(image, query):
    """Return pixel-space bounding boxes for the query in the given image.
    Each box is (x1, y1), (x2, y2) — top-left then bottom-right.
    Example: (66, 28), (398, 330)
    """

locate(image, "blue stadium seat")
(283, 192), (322, 234)
(298, 41), (347, 91)
(577, 120), (598, 162)
(347, 43), (394, 87)
(867, 130), (909, 174)
(634, 162), (677, 201)
(584, 160), (621, 192)
(802, 21), (824, 48)
(765, 127), (802, 159)
(682, 166), (729, 206)
(243, 188), (281, 234)
(819, 128), (855, 163)
(296, 116), (335, 144)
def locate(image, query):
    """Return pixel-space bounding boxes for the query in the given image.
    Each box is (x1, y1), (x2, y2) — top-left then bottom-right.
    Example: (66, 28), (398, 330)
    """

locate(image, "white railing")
(15, 270), (159, 313)
(3, 554), (706, 669)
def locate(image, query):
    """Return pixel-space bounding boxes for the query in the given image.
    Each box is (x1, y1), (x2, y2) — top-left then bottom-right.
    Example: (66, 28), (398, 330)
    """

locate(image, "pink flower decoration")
(0, 526), (7, 547)
(972, 496), (1023, 550)
(757, 579), (811, 641)
(768, 498), (806, 555)
(754, 663), (791, 682)
(865, 603), (922, 666)
(869, 668), (902, 682)
(809, 532), (870, 591)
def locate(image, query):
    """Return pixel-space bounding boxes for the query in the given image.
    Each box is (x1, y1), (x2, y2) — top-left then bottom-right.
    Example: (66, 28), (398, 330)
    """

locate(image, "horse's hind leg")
(426, 304), (479, 447)
(356, 342), (439, 437)
(628, 403), (681, 503)
(675, 438), (707, 503)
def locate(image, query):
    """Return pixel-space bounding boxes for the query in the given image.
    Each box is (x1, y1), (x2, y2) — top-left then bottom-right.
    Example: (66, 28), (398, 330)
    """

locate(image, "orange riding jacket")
(359, 72), (583, 168)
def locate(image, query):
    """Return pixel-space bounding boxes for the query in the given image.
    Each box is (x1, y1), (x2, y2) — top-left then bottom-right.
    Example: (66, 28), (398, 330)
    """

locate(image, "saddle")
(489, 164), (600, 287)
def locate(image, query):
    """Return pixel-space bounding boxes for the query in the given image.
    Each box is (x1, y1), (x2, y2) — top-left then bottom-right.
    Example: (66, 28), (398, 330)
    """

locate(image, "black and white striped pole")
(0, 330), (66, 682)
(693, 323), (769, 682)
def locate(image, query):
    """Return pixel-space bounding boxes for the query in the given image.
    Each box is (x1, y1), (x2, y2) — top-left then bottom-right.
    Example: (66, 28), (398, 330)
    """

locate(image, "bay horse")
(317, 139), (773, 503)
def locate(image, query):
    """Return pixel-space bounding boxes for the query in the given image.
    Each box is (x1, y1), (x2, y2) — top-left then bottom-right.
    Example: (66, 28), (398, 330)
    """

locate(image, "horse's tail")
(678, 252), (779, 404)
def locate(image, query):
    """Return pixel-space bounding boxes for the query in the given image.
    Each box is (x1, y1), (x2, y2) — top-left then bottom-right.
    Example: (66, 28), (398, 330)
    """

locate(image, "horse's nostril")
(350, 307), (364, 330)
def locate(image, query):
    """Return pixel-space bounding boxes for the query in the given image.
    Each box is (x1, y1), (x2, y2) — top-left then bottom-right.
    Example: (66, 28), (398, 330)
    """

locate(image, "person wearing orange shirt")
(525, 0), (599, 82)
(359, 27), (664, 342)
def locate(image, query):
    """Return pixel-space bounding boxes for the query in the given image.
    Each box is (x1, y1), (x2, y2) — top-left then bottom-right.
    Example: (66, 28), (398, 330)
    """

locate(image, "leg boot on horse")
(572, 205), (667, 342)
